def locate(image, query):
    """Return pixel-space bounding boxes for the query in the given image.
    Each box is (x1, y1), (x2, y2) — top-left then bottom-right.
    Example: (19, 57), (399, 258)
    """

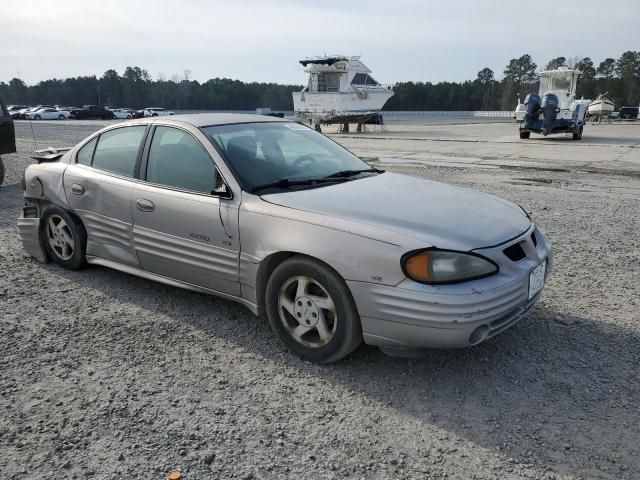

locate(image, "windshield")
(202, 122), (372, 190)
(539, 75), (572, 93)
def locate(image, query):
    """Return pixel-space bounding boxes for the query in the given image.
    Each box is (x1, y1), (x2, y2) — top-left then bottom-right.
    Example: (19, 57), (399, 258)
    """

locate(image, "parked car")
(110, 108), (136, 119)
(12, 105), (55, 120)
(25, 107), (69, 120)
(618, 107), (639, 120)
(69, 105), (116, 120)
(143, 107), (174, 117)
(17, 114), (551, 363)
(0, 100), (17, 185)
(8, 105), (28, 113)
(133, 110), (146, 119)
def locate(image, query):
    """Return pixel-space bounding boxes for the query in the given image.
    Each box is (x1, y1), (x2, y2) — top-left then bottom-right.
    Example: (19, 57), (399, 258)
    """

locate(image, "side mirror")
(212, 182), (232, 198)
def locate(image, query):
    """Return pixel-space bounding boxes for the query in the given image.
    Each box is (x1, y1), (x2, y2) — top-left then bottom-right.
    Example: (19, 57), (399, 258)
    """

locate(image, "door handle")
(71, 184), (85, 195)
(136, 198), (155, 212)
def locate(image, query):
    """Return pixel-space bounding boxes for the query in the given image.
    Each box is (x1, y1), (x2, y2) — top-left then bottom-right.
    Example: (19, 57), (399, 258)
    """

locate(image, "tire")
(58, 114), (65, 120)
(40, 205), (87, 269)
(572, 125), (583, 140)
(265, 256), (362, 363)
(126, 115), (132, 119)
(34, 115), (41, 120)
(152, 113), (158, 117)
(0, 157), (5, 186)
(519, 131), (530, 139)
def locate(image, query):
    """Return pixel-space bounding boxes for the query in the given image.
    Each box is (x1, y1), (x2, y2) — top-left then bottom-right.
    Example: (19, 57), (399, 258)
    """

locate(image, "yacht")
(292, 55), (393, 130)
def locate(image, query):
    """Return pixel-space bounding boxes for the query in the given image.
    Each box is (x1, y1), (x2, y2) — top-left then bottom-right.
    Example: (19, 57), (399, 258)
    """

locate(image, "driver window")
(146, 126), (218, 194)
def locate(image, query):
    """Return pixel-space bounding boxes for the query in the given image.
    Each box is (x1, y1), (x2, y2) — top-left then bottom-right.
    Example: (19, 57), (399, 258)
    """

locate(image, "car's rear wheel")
(34, 115), (41, 120)
(40, 205), (87, 269)
(265, 256), (362, 363)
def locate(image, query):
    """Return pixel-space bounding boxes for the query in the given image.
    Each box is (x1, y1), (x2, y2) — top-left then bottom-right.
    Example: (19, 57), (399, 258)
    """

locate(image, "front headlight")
(402, 249), (499, 285)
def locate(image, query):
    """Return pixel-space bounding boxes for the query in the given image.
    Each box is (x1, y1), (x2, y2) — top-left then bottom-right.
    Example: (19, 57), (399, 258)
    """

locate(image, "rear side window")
(146, 126), (215, 194)
(76, 137), (97, 166)
(92, 126), (146, 177)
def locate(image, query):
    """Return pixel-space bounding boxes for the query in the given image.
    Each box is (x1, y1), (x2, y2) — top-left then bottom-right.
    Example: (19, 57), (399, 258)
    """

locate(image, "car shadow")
(34, 262), (640, 478)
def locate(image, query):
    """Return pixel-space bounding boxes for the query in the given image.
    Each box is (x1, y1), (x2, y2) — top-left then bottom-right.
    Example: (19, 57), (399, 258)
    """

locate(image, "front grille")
(503, 243), (526, 261)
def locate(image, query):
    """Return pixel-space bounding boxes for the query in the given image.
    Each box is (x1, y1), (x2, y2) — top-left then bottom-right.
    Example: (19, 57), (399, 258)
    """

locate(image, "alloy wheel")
(46, 214), (75, 260)
(277, 275), (337, 348)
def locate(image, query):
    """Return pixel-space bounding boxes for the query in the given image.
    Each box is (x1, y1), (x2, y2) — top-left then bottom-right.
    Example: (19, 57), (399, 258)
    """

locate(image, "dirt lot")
(1, 120), (639, 479)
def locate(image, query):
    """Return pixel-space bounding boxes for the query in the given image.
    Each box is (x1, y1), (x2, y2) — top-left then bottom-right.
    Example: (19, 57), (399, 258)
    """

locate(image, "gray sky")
(4, 0), (639, 85)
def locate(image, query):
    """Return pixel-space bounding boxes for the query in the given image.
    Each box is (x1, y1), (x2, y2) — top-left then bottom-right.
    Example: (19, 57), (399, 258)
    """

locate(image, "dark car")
(618, 107), (639, 120)
(0, 100), (17, 185)
(69, 105), (116, 120)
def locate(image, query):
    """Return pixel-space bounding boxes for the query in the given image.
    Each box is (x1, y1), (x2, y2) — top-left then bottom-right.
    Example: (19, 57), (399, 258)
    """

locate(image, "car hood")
(262, 172), (531, 251)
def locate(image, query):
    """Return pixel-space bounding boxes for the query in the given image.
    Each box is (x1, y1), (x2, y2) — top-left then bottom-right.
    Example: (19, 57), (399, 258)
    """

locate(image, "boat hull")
(588, 100), (615, 116)
(293, 89), (394, 122)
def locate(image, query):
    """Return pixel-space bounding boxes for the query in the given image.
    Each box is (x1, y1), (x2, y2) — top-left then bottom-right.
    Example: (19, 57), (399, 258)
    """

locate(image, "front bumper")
(348, 225), (552, 348)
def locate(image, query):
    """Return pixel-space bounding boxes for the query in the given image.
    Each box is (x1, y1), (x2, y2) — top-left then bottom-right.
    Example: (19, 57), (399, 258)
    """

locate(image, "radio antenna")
(29, 119), (38, 153)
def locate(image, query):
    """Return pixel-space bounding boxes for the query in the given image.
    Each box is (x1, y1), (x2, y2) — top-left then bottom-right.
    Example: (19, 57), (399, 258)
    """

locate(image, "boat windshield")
(539, 75), (572, 93)
(202, 123), (373, 192)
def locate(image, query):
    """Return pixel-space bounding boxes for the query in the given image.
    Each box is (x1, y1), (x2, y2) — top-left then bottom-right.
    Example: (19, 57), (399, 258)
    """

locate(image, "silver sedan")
(18, 114), (551, 362)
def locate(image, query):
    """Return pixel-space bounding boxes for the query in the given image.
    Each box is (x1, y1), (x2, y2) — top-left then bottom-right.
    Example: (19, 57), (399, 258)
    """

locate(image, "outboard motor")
(541, 93), (560, 135)
(524, 93), (541, 129)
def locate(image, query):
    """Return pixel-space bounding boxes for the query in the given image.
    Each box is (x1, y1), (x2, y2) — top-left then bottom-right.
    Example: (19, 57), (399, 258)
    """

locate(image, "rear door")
(131, 125), (240, 295)
(63, 125), (148, 266)
(0, 102), (16, 155)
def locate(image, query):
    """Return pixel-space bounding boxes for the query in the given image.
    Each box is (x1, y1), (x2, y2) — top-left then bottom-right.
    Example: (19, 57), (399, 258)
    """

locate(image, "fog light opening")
(469, 325), (490, 345)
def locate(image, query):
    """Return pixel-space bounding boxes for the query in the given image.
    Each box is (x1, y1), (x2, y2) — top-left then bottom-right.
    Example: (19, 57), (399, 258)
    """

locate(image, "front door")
(131, 125), (240, 295)
(63, 125), (148, 266)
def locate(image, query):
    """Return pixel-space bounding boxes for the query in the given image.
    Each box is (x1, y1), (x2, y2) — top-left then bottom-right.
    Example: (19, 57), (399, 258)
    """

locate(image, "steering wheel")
(292, 154), (318, 167)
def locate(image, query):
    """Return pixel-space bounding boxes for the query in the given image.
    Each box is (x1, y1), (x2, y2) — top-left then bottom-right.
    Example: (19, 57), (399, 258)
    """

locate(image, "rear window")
(91, 126), (146, 177)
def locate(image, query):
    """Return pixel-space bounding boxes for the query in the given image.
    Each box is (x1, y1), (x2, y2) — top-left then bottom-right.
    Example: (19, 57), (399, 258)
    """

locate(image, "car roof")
(163, 113), (289, 127)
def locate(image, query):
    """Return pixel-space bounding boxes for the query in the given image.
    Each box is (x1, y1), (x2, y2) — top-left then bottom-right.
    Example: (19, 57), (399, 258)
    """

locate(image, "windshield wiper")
(325, 168), (384, 178)
(250, 177), (350, 194)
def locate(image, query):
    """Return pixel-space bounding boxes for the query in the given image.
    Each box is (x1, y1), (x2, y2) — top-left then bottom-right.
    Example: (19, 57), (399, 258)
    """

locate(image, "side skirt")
(86, 255), (259, 315)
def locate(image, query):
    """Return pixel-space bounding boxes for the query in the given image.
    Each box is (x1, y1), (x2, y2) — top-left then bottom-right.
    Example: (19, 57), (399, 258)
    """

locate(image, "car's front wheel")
(40, 205), (87, 269)
(265, 256), (362, 363)
(58, 114), (65, 120)
(34, 115), (41, 120)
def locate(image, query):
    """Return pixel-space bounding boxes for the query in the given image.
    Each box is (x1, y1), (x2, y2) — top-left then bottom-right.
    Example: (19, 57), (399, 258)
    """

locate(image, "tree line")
(1, 52), (639, 111)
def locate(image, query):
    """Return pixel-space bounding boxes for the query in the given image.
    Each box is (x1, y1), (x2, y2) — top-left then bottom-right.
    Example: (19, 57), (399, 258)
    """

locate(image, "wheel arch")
(254, 250), (349, 317)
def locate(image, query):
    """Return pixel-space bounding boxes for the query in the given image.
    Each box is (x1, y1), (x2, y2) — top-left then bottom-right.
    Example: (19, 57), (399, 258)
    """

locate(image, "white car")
(25, 108), (69, 120)
(110, 108), (136, 119)
(143, 107), (174, 117)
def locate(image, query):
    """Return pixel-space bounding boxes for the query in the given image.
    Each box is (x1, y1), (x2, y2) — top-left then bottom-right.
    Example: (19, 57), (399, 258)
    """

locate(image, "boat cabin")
(538, 67), (580, 110)
(300, 56), (381, 94)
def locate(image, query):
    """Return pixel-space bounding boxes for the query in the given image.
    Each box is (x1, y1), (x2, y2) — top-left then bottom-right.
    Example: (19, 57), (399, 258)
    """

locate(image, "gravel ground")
(1, 121), (639, 479)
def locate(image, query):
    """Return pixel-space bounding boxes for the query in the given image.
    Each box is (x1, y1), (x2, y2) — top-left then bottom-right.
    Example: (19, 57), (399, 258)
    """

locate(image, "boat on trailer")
(292, 55), (394, 132)
(515, 67), (591, 140)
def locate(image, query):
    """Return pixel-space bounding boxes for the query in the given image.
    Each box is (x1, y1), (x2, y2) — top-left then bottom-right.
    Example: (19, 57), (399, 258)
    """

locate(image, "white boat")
(588, 93), (615, 117)
(292, 55), (393, 130)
